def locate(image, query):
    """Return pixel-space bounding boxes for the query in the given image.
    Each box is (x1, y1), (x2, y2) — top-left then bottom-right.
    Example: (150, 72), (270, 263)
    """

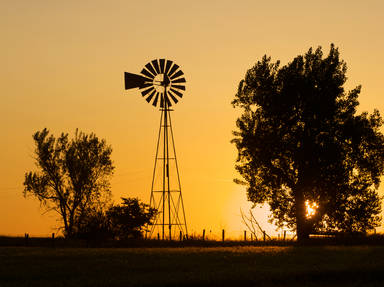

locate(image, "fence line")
(1, 229), (295, 245)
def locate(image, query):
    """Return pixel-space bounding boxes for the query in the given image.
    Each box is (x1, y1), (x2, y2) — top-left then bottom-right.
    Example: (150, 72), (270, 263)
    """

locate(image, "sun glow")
(305, 200), (318, 218)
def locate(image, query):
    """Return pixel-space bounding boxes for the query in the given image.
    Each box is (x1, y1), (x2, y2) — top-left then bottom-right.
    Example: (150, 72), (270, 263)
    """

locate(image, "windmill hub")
(153, 74), (171, 92)
(162, 74), (171, 87)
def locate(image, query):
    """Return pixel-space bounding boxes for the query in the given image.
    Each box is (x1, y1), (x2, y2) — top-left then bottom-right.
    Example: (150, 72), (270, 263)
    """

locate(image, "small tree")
(108, 197), (157, 239)
(76, 209), (112, 241)
(77, 197), (157, 240)
(232, 45), (384, 241)
(24, 128), (114, 238)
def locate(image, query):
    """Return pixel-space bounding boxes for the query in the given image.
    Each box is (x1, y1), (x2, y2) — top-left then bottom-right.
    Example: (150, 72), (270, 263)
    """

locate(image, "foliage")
(75, 209), (112, 241)
(23, 128), (114, 238)
(76, 197), (157, 240)
(107, 197), (157, 239)
(232, 44), (384, 240)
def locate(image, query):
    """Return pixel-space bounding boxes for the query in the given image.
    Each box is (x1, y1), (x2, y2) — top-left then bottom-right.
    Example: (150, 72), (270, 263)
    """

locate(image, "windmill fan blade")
(152, 60), (161, 74)
(141, 68), (155, 79)
(165, 60), (173, 74)
(146, 90), (156, 103)
(127, 59), (186, 108)
(152, 92), (159, 107)
(170, 70), (184, 80)
(140, 82), (154, 89)
(170, 88), (183, 98)
(172, 84), (186, 91)
(144, 63), (157, 77)
(171, 77), (186, 84)
(168, 91), (179, 104)
(141, 86), (155, 97)
(159, 59), (165, 73)
(167, 64), (179, 77)
(124, 72), (150, 89)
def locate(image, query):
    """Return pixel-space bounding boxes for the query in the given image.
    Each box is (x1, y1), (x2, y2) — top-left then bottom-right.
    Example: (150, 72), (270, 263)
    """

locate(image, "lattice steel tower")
(124, 59), (188, 240)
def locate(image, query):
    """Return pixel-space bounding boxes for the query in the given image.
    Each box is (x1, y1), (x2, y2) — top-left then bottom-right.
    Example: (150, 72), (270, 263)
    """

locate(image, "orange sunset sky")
(1, 0), (384, 238)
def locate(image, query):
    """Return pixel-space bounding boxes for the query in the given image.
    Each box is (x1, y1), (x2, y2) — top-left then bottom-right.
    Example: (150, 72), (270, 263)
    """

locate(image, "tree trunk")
(295, 186), (310, 242)
(65, 209), (76, 238)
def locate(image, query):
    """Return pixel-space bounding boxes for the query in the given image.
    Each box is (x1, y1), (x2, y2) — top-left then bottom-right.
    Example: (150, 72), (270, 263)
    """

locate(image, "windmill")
(124, 59), (188, 240)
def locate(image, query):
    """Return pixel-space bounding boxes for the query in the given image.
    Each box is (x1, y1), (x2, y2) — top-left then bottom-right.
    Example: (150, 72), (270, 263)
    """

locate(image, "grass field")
(1, 245), (384, 286)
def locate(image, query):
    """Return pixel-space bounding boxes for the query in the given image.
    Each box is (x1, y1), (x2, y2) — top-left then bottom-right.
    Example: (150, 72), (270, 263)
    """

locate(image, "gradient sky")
(1, 0), (384, 238)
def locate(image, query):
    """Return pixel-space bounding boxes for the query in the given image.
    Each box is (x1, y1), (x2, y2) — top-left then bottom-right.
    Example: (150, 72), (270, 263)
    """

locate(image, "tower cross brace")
(147, 85), (188, 240)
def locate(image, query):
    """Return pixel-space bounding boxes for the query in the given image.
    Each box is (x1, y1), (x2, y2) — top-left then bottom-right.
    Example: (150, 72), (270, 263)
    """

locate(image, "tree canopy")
(107, 197), (157, 239)
(77, 197), (157, 240)
(24, 128), (114, 238)
(232, 44), (384, 241)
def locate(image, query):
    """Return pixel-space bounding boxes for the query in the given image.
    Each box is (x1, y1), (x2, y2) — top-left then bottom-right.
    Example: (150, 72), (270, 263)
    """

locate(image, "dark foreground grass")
(1, 246), (384, 287)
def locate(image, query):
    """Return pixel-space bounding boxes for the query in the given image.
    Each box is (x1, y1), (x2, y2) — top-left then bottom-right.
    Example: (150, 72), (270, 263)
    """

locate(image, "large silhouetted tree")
(232, 44), (384, 241)
(24, 128), (114, 238)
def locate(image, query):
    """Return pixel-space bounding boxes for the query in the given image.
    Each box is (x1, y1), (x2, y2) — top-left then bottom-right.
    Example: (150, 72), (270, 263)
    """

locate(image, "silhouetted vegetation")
(23, 129), (114, 238)
(232, 44), (384, 242)
(77, 197), (157, 240)
(4, 232), (384, 248)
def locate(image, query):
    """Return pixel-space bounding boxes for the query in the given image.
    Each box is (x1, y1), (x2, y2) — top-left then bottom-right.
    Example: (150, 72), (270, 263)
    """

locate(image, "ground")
(1, 246), (384, 286)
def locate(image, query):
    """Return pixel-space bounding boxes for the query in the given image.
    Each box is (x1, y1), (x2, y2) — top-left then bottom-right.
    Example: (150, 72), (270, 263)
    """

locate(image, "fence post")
(157, 233), (160, 240)
(179, 231), (182, 241)
(25, 233), (29, 247)
(244, 230), (247, 241)
(52, 233), (55, 248)
(222, 229), (225, 242)
(251, 234), (253, 241)
(263, 231), (266, 242)
(284, 231), (286, 241)
(202, 229), (205, 241)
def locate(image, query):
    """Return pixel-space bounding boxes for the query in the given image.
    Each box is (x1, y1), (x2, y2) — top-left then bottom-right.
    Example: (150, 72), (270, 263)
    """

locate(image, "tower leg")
(146, 104), (188, 240)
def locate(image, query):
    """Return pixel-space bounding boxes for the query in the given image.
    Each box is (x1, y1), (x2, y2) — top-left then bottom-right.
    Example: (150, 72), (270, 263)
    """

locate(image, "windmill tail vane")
(124, 59), (188, 240)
